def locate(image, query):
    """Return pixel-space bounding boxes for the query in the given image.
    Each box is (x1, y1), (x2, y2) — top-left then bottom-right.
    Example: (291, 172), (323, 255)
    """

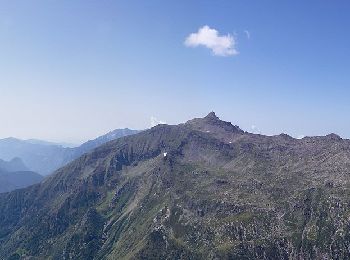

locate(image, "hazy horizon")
(1, 1), (350, 143)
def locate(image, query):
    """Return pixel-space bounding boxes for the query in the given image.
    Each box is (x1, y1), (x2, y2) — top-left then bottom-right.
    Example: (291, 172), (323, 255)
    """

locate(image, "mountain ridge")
(1, 113), (350, 259)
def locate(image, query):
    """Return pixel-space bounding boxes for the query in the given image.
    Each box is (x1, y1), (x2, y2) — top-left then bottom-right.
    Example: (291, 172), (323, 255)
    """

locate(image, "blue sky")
(1, 1), (350, 143)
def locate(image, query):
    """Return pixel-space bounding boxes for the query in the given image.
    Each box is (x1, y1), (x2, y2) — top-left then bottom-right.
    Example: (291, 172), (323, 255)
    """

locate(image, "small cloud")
(150, 116), (166, 127)
(244, 30), (250, 39)
(297, 135), (305, 139)
(184, 25), (238, 57)
(251, 125), (261, 134)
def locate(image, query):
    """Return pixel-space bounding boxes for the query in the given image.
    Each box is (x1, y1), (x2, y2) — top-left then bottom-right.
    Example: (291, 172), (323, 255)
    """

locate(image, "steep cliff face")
(1, 113), (350, 259)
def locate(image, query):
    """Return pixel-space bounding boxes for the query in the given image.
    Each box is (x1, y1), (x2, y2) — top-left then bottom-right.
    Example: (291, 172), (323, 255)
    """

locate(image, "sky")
(1, 0), (350, 143)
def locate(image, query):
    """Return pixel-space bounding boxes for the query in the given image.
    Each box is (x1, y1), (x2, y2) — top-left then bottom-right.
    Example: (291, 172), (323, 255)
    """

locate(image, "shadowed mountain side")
(0, 170), (43, 193)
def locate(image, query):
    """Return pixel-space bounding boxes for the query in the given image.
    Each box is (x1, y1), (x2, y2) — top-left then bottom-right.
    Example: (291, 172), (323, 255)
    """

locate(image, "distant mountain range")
(0, 157), (29, 172)
(1, 113), (350, 259)
(0, 158), (43, 193)
(0, 170), (43, 193)
(24, 139), (77, 148)
(0, 128), (140, 176)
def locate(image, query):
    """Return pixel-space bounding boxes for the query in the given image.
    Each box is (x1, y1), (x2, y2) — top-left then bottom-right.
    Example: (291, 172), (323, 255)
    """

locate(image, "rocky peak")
(204, 111), (219, 120)
(325, 133), (342, 141)
(185, 112), (244, 139)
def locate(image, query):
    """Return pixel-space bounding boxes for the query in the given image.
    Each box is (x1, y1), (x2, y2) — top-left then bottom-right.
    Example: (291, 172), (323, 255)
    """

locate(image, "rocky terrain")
(1, 112), (350, 259)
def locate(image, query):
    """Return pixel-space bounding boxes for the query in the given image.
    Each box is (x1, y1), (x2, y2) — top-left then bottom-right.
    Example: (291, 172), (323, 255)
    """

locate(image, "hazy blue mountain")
(0, 158), (43, 193)
(0, 157), (29, 172)
(0, 169), (43, 193)
(25, 139), (78, 148)
(0, 129), (140, 176)
(0, 137), (71, 176)
(69, 128), (141, 158)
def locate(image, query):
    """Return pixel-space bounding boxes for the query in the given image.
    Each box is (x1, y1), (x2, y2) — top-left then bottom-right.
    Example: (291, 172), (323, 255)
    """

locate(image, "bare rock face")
(187, 112), (243, 132)
(1, 113), (350, 259)
(185, 112), (244, 145)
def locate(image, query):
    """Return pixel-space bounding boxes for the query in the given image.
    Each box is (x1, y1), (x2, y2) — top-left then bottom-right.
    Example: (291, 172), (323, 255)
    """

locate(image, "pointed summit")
(204, 111), (219, 120)
(186, 112), (243, 137)
(201, 111), (223, 125)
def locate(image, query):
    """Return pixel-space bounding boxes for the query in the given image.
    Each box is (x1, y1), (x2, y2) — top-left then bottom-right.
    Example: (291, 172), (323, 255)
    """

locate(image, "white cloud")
(297, 135), (305, 139)
(251, 125), (261, 134)
(244, 30), (250, 39)
(150, 116), (166, 127)
(184, 25), (238, 57)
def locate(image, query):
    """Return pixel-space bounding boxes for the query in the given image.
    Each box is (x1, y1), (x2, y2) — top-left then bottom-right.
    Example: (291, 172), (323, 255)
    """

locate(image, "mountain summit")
(0, 113), (350, 259)
(204, 111), (220, 120)
(186, 112), (244, 143)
